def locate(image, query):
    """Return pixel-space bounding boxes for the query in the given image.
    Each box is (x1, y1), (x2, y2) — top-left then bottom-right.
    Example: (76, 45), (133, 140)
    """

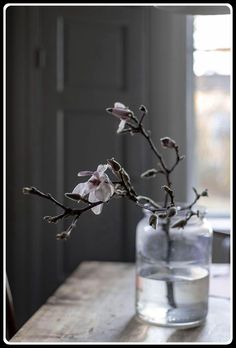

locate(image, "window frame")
(149, 7), (231, 233)
(188, 13), (232, 220)
(186, 13), (232, 231)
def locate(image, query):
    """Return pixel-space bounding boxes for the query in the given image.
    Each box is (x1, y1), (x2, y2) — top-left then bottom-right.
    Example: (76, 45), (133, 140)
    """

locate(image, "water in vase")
(136, 264), (209, 327)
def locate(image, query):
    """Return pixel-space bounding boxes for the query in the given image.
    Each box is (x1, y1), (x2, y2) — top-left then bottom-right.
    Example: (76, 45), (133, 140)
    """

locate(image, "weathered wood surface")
(10, 262), (231, 343)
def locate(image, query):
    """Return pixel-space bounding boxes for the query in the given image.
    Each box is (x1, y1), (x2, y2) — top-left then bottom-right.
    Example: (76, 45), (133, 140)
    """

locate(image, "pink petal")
(106, 102), (133, 120)
(72, 182), (92, 196)
(114, 102), (126, 109)
(90, 172), (100, 181)
(95, 182), (114, 202)
(96, 164), (109, 175)
(98, 172), (109, 182)
(117, 119), (127, 134)
(77, 171), (94, 177)
(89, 191), (103, 215)
(113, 109), (131, 119)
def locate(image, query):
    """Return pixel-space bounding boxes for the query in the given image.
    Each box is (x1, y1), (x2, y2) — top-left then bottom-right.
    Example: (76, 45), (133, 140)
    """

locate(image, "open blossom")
(106, 102), (133, 134)
(72, 164), (114, 215)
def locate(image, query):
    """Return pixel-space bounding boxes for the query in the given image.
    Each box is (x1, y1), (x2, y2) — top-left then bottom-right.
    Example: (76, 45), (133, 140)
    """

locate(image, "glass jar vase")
(135, 205), (213, 328)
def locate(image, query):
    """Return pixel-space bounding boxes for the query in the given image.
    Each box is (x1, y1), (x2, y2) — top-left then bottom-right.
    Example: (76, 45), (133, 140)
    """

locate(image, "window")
(192, 14), (231, 217)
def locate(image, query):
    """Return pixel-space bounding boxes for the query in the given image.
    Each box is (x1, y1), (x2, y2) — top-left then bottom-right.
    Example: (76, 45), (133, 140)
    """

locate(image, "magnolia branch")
(114, 105), (185, 207)
(22, 161), (166, 240)
(170, 188), (208, 229)
(23, 186), (105, 240)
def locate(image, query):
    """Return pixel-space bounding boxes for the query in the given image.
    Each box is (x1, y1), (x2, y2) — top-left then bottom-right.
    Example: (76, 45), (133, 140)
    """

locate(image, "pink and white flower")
(72, 164), (114, 215)
(106, 102), (134, 134)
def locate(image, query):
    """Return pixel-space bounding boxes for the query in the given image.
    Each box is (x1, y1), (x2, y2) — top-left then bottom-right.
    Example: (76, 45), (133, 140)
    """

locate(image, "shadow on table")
(117, 316), (149, 342)
(166, 325), (205, 342)
(117, 315), (206, 343)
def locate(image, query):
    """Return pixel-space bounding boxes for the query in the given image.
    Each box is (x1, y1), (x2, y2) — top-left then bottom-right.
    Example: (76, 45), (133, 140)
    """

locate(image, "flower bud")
(43, 216), (58, 224)
(141, 168), (158, 179)
(106, 108), (113, 113)
(149, 214), (158, 229)
(22, 187), (33, 194)
(201, 189), (208, 197)
(171, 219), (187, 229)
(162, 185), (173, 194)
(107, 158), (121, 172)
(160, 137), (176, 149)
(139, 105), (148, 113)
(56, 231), (71, 240)
(106, 104), (133, 120)
(167, 206), (177, 217)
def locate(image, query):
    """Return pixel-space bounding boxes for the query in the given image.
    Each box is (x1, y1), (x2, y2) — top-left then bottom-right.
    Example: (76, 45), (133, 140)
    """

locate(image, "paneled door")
(6, 5), (150, 328)
(39, 6), (149, 278)
(6, 5), (151, 328)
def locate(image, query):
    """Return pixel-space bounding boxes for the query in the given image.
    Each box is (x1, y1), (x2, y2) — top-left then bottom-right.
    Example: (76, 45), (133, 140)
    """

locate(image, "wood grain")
(10, 262), (231, 343)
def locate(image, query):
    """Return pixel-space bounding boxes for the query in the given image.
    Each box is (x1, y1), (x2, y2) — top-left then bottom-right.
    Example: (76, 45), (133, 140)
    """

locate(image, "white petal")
(72, 182), (91, 196)
(77, 171), (94, 177)
(91, 171), (100, 180)
(95, 182), (114, 202)
(89, 191), (103, 215)
(96, 164), (109, 175)
(114, 102), (126, 109)
(117, 119), (126, 134)
(88, 190), (99, 203)
(91, 203), (103, 215)
(98, 172), (109, 183)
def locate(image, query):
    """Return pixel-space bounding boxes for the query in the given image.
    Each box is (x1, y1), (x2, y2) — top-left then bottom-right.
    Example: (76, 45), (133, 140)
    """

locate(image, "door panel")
(40, 6), (148, 277)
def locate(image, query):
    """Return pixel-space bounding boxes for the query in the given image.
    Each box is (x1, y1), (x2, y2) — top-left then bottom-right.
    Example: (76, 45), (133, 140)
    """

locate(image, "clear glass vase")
(135, 205), (213, 328)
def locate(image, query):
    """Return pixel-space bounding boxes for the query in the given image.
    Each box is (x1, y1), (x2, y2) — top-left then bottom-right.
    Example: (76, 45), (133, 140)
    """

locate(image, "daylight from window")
(193, 15), (231, 215)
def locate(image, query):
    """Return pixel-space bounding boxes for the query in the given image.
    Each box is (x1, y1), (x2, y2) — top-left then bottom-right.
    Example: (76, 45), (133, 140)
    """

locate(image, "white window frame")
(186, 12), (232, 234)
(150, 5), (231, 234)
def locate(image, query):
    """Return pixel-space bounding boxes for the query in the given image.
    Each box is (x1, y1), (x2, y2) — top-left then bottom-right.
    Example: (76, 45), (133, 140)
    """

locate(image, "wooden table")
(11, 262), (231, 343)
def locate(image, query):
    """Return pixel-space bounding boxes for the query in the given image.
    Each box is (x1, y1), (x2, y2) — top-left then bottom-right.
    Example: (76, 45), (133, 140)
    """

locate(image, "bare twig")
(23, 186), (105, 238)
(119, 107), (185, 208)
(180, 187), (208, 211)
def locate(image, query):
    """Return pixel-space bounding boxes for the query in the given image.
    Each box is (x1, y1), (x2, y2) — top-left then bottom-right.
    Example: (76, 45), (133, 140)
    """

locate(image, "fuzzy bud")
(22, 187), (33, 194)
(136, 196), (162, 209)
(56, 231), (71, 240)
(162, 185), (173, 194)
(171, 219), (187, 229)
(167, 206), (177, 217)
(141, 168), (158, 179)
(149, 214), (158, 229)
(160, 137), (176, 149)
(139, 105), (148, 113)
(106, 108), (113, 113)
(107, 158), (121, 172)
(43, 216), (58, 224)
(106, 103), (133, 120)
(201, 189), (208, 197)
